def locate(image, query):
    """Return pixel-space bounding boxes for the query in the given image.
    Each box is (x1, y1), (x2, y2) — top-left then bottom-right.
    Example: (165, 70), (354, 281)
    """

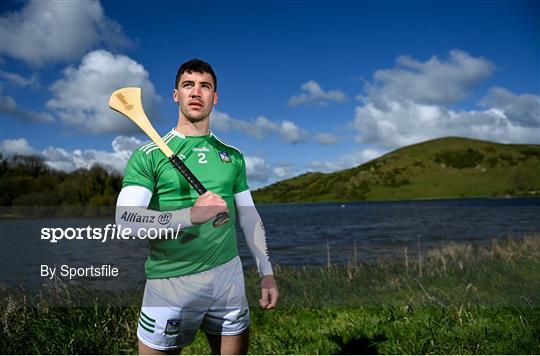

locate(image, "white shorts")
(136, 256), (250, 351)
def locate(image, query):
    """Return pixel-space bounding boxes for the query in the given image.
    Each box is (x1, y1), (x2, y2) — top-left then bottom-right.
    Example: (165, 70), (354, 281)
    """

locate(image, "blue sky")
(1, 0), (539, 188)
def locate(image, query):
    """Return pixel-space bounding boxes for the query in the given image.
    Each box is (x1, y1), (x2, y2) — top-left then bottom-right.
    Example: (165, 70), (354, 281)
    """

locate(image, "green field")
(1, 235), (539, 354)
(253, 137), (540, 203)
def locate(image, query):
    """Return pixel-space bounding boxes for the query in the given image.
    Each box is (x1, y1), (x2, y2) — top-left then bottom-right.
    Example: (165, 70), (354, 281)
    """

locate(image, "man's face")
(173, 71), (218, 122)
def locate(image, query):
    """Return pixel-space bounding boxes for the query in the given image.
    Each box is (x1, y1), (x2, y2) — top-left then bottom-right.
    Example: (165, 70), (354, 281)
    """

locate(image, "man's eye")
(183, 83), (193, 88)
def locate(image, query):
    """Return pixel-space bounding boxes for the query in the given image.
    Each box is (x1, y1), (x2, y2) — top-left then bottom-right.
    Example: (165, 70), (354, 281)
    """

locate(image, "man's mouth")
(189, 102), (203, 108)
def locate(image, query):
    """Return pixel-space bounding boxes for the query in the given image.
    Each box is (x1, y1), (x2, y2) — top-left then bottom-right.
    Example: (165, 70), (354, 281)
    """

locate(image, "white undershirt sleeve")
(115, 185), (192, 235)
(235, 190), (274, 278)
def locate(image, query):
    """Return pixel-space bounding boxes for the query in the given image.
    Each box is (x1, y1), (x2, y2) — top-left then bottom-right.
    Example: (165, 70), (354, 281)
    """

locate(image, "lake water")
(1, 198), (539, 291)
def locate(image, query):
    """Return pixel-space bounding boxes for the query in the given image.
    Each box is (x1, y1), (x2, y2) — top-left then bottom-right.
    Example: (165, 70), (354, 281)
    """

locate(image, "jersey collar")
(170, 128), (186, 139)
(170, 128), (215, 140)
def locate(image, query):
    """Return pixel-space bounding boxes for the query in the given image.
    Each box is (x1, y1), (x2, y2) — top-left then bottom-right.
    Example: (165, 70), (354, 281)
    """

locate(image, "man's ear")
(173, 89), (179, 103)
(213, 91), (218, 105)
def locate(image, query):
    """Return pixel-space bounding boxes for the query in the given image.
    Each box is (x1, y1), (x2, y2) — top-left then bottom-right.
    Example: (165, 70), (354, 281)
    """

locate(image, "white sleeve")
(115, 185), (193, 235)
(235, 190), (274, 278)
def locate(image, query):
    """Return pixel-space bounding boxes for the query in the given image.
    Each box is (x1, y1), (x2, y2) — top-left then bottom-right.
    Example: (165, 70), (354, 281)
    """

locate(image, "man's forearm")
(115, 185), (192, 236)
(235, 191), (274, 277)
(239, 210), (274, 277)
(115, 206), (192, 234)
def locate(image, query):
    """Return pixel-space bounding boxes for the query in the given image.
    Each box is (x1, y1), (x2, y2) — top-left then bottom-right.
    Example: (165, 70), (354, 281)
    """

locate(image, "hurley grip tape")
(169, 154), (206, 194)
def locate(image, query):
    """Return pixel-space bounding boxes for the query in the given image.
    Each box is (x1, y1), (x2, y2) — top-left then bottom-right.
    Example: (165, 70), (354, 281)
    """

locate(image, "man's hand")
(259, 275), (279, 309)
(190, 191), (228, 225)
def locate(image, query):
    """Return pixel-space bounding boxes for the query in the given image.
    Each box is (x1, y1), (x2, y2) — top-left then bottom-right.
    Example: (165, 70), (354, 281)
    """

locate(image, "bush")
(434, 149), (484, 169)
(508, 168), (537, 192)
(486, 157), (499, 168)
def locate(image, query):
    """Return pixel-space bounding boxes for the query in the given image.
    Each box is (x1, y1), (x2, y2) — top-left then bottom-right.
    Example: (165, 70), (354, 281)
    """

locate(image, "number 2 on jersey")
(198, 153), (207, 164)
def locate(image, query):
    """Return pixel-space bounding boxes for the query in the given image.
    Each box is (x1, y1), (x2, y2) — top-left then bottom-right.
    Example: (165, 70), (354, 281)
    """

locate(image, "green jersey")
(122, 129), (249, 279)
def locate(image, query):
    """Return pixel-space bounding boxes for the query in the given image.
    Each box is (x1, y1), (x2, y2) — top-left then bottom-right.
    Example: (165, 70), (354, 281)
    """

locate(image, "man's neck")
(175, 117), (210, 136)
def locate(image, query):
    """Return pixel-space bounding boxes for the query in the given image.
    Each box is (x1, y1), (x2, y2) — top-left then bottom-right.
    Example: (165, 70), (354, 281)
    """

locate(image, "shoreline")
(1, 195), (539, 218)
(253, 193), (540, 205)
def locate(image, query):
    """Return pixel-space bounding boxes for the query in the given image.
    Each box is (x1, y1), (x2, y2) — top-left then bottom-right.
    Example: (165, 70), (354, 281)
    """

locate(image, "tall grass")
(1, 235), (539, 354)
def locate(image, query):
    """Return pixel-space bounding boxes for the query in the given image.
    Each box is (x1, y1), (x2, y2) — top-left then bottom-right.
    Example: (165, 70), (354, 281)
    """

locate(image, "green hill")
(252, 137), (540, 203)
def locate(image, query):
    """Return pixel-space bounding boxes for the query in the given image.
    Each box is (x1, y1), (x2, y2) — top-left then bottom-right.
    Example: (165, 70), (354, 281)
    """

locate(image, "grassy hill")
(253, 137), (540, 203)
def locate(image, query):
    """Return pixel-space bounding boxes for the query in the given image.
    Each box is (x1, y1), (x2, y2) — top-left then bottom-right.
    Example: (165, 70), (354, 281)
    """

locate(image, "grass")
(1, 235), (539, 354)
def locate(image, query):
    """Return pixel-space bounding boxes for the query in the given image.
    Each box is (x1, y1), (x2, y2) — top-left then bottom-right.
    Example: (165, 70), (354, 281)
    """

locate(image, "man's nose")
(190, 86), (202, 97)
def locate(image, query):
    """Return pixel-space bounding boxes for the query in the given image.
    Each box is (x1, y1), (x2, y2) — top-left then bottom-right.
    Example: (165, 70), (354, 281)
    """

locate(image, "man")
(115, 59), (278, 354)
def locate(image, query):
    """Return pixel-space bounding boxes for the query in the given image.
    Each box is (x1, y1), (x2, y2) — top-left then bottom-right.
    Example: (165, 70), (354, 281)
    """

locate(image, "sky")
(0, 0), (539, 188)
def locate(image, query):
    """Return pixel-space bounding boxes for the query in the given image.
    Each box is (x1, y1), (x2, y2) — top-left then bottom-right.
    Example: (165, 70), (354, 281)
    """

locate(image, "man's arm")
(115, 185), (192, 233)
(116, 186), (228, 233)
(235, 190), (279, 309)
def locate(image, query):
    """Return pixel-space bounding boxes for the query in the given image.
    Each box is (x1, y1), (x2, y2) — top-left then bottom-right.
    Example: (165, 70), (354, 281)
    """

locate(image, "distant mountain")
(252, 137), (540, 203)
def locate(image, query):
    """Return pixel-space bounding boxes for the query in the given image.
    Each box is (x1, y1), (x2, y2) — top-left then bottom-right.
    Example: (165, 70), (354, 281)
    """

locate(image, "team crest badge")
(165, 319), (182, 335)
(219, 151), (231, 163)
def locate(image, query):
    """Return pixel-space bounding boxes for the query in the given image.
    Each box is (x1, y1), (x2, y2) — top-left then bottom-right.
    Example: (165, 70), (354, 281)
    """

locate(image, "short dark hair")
(175, 59), (217, 91)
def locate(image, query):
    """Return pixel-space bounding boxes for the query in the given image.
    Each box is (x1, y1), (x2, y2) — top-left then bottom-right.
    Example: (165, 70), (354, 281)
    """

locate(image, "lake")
(1, 197), (538, 291)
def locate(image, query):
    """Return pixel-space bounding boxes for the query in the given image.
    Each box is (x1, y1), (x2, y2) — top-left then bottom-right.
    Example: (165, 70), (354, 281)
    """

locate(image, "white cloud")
(273, 167), (287, 178)
(244, 156), (298, 187)
(314, 133), (340, 145)
(364, 50), (493, 108)
(1, 136), (143, 173)
(0, 138), (37, 157)
(212, 112), (271, 139)
(354, 99), (540, 148)
(279, 121), (305, 144)
(112, 135), (144, 153)
(47, 50), (161, 134)
(0, 0), (132, 66)
(352, 50), (539, 148)
(0, 95), (55, 123)
(0, 70), (39, 88)
(245, 156), (273, 183)
(211, 111), (307, 144)
(44, 135), (143, 173)
(41, 147), (76, 172)
(480, 87), (540, 127)
(308, 148), (383, 173)
(289, 80), (348, 106)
